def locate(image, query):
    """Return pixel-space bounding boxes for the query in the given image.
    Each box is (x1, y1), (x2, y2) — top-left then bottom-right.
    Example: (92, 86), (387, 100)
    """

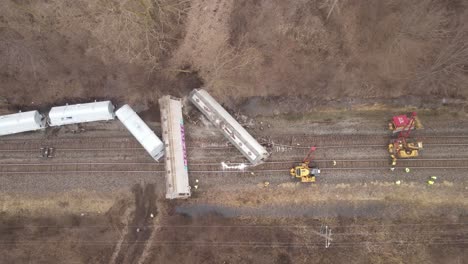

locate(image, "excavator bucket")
(301, 176), (316, 183)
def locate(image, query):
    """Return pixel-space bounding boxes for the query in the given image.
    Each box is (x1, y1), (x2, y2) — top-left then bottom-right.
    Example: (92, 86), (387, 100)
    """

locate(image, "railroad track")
(192, 159), (468, 171)
(269, 134), (468, 146)
(1, 134), (468, 176)
(1, 135), (467, 152)
(1, 159), (468, 174)
(0, 137), (229, 151)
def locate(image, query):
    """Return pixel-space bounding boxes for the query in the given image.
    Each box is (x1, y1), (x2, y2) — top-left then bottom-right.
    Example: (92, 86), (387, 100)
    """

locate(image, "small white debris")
(80, 213), (85, 216)
(136, 228), (140, 232)
(150, 213), (154, 218)
(195, 179), (199, 183)
(221, 161), (247, 170)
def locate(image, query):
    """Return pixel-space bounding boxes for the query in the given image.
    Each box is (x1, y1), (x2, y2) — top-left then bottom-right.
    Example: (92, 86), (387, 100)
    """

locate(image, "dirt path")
(108, 207), (132, 264)
(113, 184), (157, 264)
(136, 201), (165, 264)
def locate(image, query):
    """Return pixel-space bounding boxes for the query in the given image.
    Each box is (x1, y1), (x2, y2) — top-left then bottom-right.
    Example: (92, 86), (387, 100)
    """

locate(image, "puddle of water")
(176, 202), (466, 219)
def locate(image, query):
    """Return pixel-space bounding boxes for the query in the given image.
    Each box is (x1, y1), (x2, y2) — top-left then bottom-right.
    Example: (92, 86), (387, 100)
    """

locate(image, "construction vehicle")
(389, 138), (423, 165)
(290, 146), (320, 183)
(388, 112), (422, 133)
(388, 112), (423, 165)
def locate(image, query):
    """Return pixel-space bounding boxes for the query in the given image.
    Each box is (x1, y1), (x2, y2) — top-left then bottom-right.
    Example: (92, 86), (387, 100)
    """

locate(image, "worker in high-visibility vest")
(405, 168), (410, 173)
(427, 176), (437, 185)
(395, 180), (401, 185)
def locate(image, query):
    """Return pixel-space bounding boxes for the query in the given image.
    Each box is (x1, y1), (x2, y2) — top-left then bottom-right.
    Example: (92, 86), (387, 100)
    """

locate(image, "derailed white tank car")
(48, 101), (115, 126)
(159, 96), (191, 199)
(115, 104), (164, 161)
(0, 111), (46, 136)
(189, 89), (270, 165)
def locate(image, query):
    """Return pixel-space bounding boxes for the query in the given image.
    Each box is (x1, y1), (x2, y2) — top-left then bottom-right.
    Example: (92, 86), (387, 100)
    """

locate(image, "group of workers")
(390, 166), (439, 186)
(330, 160), (439, 186)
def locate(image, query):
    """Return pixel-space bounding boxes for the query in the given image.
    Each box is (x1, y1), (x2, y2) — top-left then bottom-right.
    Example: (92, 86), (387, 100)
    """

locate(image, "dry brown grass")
(204, 39), (261, 98)
(195, 182), (467, 209)
(0, 191), (128, 216)
(376, 0), (467, 98)
(1, 0), (189, 71)
(87, 0), (190, 70)
(383, 0), (450, 79)
(414, 25), (468, 98)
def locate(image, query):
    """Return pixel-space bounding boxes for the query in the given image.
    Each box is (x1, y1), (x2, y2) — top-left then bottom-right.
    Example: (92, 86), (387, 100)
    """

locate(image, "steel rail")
(0, 142), (467, 153)
(2, 157), (468, 169)
(1, 133), (466, 142)
(2, 158), (468, 168)
(2, 158), (468, 166)
(1, 134), (468, 151)
(1, 167), (468, 175)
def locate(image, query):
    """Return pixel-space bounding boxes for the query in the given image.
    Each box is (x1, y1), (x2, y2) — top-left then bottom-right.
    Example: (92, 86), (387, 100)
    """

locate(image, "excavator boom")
(290, 146), (320, 182)
(388, 113), (423, 163)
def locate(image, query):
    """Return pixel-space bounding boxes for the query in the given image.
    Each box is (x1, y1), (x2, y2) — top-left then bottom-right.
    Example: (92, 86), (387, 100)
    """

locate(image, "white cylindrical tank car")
(48, 101), (115, 126)
(0, 110), (46, 136)
(115, 104), (164, 161)
(189, 89), (270, 165)
(159, 96), (191, 199)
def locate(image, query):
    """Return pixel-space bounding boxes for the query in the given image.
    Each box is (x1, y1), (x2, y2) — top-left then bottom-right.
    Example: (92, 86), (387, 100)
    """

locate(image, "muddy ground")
(1, 0), (468, 263)
(0, 185), (466, 264)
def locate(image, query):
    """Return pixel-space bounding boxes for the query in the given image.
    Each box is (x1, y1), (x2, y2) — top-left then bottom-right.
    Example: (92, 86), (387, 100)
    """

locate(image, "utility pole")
(325, 225), (332, 248)
(321, 225), (332, 248)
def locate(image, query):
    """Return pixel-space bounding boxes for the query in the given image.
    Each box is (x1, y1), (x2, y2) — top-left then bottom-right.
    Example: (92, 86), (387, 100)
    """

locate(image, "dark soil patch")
(0, 213), (116, 263)
(114, 183), (157, 264)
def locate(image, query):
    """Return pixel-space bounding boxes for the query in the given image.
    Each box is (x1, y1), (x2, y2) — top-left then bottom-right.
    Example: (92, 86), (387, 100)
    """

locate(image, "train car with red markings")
(159, 96), (191, 199)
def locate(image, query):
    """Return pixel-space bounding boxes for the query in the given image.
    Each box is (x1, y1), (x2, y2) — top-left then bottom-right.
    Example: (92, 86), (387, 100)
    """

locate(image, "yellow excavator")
(389, 138), (423, 165)
(290, 146), (320, 183)
(388, 112), (423, 166)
